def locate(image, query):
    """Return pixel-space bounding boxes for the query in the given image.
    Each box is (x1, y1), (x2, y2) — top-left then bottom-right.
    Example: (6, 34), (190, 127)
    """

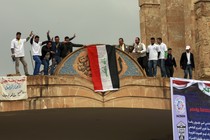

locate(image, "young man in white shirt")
(147, 37), (160, 77)
(30, 35), (48, 75)
(11, 32), (33, 76)
(157, 38), (167, 77)
(132, 37), (148, 75)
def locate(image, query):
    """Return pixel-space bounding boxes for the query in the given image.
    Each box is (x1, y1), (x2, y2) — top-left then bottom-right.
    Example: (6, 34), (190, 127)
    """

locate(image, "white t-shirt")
(186, 52), (191, 64)
(158, 42), (167, 59)
(11, 38), (27, 57)
(147, 44), (160, 60)
(31, 41), (42, 56)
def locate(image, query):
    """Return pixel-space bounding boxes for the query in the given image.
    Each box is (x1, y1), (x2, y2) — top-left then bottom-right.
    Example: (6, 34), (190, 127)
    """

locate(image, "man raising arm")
(11, 31), (33, 76)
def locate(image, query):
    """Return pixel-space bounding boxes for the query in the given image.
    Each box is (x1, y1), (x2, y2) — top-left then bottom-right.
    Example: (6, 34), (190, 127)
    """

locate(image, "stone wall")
(139, 0), (210, 79)
(0, 76), (171, 112)
(139, 0), (161, 44)
(195, 0), (210, 79)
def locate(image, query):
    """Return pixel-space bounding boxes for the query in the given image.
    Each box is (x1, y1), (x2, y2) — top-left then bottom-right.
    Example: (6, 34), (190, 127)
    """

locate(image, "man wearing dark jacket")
(165, 48), (177, 77)
(41, 41), (54, 75)
(60, 36), (83, 59)
(180, 46), (195, 79)
(47, 31), (75, 74)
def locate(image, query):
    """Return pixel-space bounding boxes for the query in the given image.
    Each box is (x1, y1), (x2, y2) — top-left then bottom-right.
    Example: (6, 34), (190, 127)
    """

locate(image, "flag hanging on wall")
(87, 45), (120, 92)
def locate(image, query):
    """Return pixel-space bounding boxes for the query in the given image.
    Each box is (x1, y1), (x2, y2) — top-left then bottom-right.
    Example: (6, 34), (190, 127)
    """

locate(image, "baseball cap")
(186, 46), (191, 50)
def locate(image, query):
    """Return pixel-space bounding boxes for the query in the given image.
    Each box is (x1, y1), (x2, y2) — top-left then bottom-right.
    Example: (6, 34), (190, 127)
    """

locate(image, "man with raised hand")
(47, 31), (76, 75)
(30, 33), (48, 75)
(60, 36), (83, 59)
(11, 31), (33, 76)
(41, 41), (54, 75)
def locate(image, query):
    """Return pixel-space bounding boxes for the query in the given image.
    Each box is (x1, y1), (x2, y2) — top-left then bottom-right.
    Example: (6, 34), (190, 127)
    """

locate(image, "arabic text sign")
(0, 76), (27, 100)
(171, 78), (210, 140)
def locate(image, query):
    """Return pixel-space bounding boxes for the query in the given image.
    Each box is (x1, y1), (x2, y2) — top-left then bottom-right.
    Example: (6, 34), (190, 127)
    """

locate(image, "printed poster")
(171, 78), (210, 140)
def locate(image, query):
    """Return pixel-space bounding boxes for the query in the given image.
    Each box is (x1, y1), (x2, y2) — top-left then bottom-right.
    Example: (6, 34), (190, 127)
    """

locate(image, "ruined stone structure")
(0, 76), (170, 112)
(0, 48), (172, 140)
(2, 1), (210, 139)
(140, 0), (210, 79)
(0, 48), (170, 112)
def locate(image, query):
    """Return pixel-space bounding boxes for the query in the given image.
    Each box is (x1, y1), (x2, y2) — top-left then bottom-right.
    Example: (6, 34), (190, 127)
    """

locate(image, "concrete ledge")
(0, 76), (171, 112)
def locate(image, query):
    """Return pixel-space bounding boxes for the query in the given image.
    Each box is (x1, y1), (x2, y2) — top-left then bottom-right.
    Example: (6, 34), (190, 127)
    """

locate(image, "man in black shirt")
(47, 31), (75, 74)
(165, 48), (177, 77)
(60, 36), (83, 59)
(41, 41), (55, 75)
(180, 46), (195, 79)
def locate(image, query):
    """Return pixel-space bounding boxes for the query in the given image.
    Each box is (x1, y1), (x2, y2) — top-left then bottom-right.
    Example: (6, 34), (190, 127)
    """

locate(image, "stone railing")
(0, 75), (171, 112)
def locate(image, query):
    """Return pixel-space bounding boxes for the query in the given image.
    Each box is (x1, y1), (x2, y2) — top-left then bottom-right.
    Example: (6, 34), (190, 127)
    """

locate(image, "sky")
(0, 0), (140, 75)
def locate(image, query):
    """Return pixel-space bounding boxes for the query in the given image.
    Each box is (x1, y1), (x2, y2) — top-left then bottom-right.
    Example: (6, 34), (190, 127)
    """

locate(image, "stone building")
(0, 48), (172, 140)
(1, 1), (210, 140)
(140, 0), (210, 79)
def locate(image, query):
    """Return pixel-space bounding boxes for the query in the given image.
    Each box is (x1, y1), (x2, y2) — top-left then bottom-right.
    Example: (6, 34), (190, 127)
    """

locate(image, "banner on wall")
(0, 76), (27, 100)
(171, 78), (210, 140)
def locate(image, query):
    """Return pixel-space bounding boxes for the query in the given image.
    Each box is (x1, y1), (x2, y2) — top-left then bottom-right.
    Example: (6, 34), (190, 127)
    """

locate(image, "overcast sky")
(0, 0), (140, 75)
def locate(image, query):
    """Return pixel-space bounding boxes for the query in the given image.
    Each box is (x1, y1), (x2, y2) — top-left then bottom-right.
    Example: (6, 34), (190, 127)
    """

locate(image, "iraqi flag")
(87, 45), (120, 92)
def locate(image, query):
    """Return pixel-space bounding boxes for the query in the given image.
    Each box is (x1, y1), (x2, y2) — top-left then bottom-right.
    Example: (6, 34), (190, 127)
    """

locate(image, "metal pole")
(30, 51), (34, 70)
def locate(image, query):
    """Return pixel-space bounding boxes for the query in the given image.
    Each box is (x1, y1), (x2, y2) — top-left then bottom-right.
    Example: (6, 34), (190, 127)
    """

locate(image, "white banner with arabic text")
(0, 76), (27, 100)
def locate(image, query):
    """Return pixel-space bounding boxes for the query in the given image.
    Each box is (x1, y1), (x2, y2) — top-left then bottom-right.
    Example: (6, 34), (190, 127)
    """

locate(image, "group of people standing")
(117, 37), (195, 79)
(10, 31), (195, 79)
(11, 31), (83, 76)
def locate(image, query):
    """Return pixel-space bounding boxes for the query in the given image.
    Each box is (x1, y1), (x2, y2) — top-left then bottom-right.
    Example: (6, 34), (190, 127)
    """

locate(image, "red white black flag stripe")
(87, 45), (119, 92)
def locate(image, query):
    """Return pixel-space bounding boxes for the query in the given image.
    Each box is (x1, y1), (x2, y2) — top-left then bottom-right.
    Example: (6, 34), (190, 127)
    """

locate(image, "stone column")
(139, 0), (161, 45)
(184, 0), (196, 48)
(195, 0), (210, 79)
(160, 0), (169, 46)
(163, 0), (187, 78)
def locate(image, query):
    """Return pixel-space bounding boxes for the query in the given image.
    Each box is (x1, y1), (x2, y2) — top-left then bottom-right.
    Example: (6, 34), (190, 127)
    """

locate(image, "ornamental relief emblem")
(74, 49), (128, 81)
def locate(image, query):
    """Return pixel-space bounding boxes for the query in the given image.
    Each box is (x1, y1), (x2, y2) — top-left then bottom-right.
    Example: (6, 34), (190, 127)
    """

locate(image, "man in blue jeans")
(147, 38), (160, 77)
(41, 41), (54, 75)
(47, 31), (76, 75)
(30, 34), (48, 75)
(180, 46), (195, 79)
(165, 48), (177, 77)
(157, 38), (167, 77)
